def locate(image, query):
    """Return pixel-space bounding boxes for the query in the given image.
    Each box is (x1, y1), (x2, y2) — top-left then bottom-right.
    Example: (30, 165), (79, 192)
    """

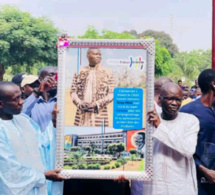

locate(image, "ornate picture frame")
(56, 39), (155, 181)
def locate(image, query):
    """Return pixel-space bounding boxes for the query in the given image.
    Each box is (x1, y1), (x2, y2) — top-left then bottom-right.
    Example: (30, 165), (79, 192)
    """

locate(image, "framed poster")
(56, 39), (155, 181)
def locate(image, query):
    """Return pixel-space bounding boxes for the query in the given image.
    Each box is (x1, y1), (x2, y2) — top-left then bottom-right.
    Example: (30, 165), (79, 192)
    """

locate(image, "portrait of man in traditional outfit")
(70, 48), (116, 127)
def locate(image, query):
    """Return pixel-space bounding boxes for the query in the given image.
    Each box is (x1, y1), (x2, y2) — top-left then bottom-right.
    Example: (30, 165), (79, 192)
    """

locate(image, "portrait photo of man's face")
(129, 131), (145, 154)
(134, 132), (145, 151)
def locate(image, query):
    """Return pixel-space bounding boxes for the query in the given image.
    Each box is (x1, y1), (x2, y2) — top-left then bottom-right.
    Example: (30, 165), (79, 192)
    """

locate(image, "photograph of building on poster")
(63, 47), (147, 171)
(64, 128), (145, 171)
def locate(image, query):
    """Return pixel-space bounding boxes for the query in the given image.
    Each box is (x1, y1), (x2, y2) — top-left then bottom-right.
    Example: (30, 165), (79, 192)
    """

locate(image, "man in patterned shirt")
(71, 48), (116, 127)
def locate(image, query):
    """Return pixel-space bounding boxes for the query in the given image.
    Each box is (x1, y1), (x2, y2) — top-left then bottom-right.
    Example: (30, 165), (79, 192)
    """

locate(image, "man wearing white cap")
(21, 75), (40, 99)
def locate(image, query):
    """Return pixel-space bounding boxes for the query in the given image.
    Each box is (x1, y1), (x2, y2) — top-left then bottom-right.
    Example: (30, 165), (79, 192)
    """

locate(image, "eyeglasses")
(161, 96), (183, 103)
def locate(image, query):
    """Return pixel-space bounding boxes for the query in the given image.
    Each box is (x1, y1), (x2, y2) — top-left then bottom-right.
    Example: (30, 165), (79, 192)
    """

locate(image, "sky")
(1, 0), (212, 51)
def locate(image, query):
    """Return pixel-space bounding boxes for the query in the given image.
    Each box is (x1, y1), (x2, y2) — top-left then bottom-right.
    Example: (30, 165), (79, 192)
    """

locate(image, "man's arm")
(22, 93), (39, 115)
(70, 73), (83, 108)
(153, 116), (200, 158)
(198, 165), (215, 184)
(22, 78), (57, 115)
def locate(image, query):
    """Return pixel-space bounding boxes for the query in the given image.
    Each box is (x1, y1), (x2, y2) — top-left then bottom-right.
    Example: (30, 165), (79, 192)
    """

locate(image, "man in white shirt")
(0, 82), (63, 195)
(145, 82), (200, 195)
(131, 77), (173, 195)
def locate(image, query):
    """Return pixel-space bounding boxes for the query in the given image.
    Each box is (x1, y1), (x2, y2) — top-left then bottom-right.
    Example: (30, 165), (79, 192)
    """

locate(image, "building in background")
(64, 129), (145, 152)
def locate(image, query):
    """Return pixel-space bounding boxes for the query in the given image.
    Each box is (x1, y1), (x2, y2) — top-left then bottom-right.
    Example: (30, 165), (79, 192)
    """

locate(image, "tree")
(78, 26), (136, 39)
(101, 29), (135, 39)
(90, 141), (96, 155)
(107, 143), (117, 156)
(154, 40), (173, 77)
(124, 30), (138, 37)
(189, 49), (211, 72)
(94, 148), (101, 154)
(70, 146), (81, 152)
(129, 149), (138, 155)
(138, 30), (179, 57)
(78, 26), (99, 39)
(170, 51), (200, 82)
(130, 154), (137, 165)
(107, 143), (125, 157)
(68, 151), (86, 168)
(83, 146), (92, 156)
(0, 5), (59, 80)
(115, 143), (125, 157)
(167, 49), (211, 84)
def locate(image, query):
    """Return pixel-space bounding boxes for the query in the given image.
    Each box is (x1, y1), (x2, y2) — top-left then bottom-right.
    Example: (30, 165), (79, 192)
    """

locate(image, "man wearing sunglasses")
(143, 82), (199, 195)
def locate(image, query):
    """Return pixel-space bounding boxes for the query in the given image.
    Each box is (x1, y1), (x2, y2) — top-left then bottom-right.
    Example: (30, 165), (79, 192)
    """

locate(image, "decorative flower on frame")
(58, 37), (69, 48)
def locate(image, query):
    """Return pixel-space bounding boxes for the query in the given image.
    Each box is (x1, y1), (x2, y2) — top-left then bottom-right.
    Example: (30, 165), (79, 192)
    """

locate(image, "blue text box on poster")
(113, 88), (143, 130)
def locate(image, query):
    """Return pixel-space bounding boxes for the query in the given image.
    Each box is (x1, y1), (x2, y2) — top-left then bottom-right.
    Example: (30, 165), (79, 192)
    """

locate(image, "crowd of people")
(0, 63), (215, 195)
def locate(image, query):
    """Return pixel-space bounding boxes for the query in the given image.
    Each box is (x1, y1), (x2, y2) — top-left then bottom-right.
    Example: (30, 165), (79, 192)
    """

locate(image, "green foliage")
(138, 159), (145, 171)
(154, 40), (173, 77)
(111, 165), (116, 169)
(95, 163), (101, 169)
(0, 5), (59, 78)
(115, 162), (122, 168)
(71, 165), (78, 169)
(94, 148), (101, 154)
(116, 157), (127, 165)
(130, 154), (137, 165)
(104, 165), (111, 170)
(130, 154), (137, 159)
(87, 163), (101, 170)
(83, 146), (92, 152)
(138, 30), (179, 57)
(70, 146), (81, 152)
(3, 62), (46, 81)
(101, 29), (136, 39)
(87, 164), (94, 169)
(168, 49), (212, 83)
(107, 143), (125, 156)
(89, 141), (97, 154)
(79, 164), (87, 170)
(78, 26), (135, 39)
(129, 149), (138, 155)
(116, 143), (126, 154)
(67, 151), (86, 167)
(64, 165), (72, 169)
(78, 26), (100, 39)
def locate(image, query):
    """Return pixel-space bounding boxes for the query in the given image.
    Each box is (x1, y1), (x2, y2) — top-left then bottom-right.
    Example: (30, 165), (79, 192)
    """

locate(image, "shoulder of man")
(15, 113), (40, 132)
(180, 98), (200, 114)
(14, 113), (31, 120)
(99, 65), (113, 74)
(74, 66), (89, 74)
(178, 112), (200, 127)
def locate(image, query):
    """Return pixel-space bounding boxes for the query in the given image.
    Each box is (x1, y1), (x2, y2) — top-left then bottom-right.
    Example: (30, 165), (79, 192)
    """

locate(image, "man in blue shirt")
(22, 66), (57, 132)
(181, 69), (215, 195)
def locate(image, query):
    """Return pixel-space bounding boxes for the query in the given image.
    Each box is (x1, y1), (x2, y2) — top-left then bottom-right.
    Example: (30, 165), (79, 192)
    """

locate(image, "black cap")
(11, 73), (26, 85)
